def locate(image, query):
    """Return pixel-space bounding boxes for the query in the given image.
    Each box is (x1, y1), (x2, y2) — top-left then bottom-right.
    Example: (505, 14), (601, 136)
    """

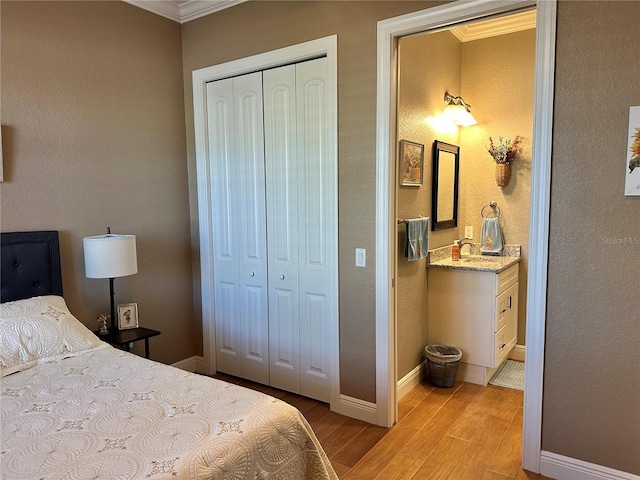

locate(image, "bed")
(0, 231), (338, 480)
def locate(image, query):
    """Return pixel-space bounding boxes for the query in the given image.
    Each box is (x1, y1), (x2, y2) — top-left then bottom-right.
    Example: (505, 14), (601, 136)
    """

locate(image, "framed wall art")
(399, 140), (424, 187)
(625, 105), (640, 196)
(117, 303), (139, 330)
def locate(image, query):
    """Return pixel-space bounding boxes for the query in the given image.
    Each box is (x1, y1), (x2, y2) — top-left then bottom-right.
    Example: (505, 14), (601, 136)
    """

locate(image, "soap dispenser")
(452, 240), (460, 261)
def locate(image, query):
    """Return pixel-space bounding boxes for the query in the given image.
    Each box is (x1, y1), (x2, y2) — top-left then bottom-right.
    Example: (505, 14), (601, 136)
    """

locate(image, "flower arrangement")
(629, 127), (640, 173)
(486, 136), (522, 164)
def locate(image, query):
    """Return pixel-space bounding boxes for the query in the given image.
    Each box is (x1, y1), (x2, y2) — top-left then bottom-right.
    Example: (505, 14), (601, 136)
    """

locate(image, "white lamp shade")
(83, 235), (138, 279)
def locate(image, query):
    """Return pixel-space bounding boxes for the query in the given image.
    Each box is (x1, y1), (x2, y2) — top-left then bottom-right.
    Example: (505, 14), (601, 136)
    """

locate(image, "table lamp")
(83, 228), (137, 330)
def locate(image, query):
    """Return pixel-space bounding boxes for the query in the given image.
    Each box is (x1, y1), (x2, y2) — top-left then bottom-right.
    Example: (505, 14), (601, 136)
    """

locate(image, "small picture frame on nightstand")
(117, 303), (139, 330)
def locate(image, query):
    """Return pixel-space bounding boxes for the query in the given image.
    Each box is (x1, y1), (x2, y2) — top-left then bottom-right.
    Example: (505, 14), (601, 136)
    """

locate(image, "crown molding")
(180, 0), (246, 23)
(450, 9), (536, 42)
(123, 0), (246, 24)
(123, 1), (182, 22)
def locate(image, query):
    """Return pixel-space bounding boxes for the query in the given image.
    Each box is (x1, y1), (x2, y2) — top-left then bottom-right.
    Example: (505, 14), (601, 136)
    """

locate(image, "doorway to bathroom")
(375, 0), (557, 473)
(395, 8), (536, 398)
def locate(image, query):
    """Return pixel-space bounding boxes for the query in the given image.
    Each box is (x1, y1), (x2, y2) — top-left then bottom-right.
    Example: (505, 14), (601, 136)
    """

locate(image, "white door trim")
(192, 35), (340, 411)
(375, 0), (556, 473)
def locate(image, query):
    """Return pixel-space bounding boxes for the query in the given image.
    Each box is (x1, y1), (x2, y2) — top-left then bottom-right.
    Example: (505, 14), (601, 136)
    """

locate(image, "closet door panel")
(263, 64), (301, 393)
(296, 58), (332, 402)
(233, 72), (269, 385)
(207, 79), (242, 377)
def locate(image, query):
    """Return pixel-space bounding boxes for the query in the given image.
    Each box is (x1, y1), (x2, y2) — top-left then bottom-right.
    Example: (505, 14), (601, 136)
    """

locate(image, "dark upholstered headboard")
(1, 231), (63, 303)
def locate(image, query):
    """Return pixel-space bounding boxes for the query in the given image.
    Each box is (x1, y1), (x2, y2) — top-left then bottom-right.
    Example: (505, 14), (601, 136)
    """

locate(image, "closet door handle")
(280, 274), (285, 280)
(249, 271), (255, 277)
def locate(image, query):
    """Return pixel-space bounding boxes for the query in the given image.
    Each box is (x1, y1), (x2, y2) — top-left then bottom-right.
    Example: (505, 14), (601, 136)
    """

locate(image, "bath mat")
(489, 359), (524, 390)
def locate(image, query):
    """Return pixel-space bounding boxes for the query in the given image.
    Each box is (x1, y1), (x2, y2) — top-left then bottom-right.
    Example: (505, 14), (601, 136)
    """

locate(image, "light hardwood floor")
(212, 373), (553, 480)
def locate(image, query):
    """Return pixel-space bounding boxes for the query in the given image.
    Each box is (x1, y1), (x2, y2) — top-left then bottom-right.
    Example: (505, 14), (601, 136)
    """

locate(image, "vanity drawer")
(496, 264), (519, 295)
(495, 324), (508, 366)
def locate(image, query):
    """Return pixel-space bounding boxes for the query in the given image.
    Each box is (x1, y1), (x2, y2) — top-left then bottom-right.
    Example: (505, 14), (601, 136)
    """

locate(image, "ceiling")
(124, 0), (535, 35)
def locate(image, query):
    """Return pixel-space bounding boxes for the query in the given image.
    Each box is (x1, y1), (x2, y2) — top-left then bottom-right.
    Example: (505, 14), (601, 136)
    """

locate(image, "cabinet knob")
(250, 271), (255, 277)
(280, 274), (285, 280)
(501, 343), (506, 349)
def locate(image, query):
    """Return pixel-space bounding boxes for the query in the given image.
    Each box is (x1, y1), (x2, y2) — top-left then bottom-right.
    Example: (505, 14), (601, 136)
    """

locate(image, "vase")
(495, 163), (511, 187)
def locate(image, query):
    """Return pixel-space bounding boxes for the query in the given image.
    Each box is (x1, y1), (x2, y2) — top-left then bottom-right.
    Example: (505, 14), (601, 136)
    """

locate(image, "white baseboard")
(171, 355), (204, 373)
(397, 360), (426, 400)
(338, 394), (378, 425)
(540, 451), (640, 480)
(509, 344), (526, 362)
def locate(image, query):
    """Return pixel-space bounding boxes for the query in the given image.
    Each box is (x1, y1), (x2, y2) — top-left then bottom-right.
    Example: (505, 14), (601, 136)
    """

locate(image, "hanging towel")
(480, 217), (504, 254)
(405, 217), (429, 261)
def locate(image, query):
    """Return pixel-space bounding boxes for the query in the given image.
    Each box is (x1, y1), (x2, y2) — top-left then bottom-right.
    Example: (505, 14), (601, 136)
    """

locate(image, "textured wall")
(543, 0), (640, 474)
(396, 30), (461, 379)
(181, 1), (443, 403)
(0, 1), (195, 365)
(459, 30), (535, 345)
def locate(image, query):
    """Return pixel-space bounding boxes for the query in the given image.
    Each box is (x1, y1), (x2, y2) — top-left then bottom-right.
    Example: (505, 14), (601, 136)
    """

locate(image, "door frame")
(192, 35), (340, 411)
(375, 0), (556, 473)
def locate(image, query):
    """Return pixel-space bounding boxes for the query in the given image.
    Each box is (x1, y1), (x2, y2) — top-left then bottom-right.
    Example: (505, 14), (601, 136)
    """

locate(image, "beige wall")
(0, 1), (195, 365)
(396, 30), (461, 378)
(396, 28), (534, 378)
(543, 0), (640, 474)
(459, 29), (535, 345)
(181, 1), (441, 402)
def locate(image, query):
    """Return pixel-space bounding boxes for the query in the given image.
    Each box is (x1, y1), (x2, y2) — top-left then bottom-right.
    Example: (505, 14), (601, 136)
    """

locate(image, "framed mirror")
(431, 140), (460, 231)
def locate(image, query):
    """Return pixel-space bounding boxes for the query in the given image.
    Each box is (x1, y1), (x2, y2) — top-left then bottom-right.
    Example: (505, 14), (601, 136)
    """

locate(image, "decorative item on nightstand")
(83, 228), (137, 331)
(486, 136), (522, 187)
(117, 303), (139, 330)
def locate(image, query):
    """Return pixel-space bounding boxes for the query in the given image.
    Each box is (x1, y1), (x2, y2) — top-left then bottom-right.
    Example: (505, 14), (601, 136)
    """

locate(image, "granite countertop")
(427, 243), (521, 273)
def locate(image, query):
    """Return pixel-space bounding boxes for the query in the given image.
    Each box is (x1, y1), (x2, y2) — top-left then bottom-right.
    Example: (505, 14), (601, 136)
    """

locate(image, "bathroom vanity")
(427, 248), (520, 385)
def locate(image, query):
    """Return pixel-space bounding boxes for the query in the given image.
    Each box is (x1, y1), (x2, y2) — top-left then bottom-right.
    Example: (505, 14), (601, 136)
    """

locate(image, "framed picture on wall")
(117, 303), (139, 330)
(625, 105), (640, 196)
(399, 140), (424, 186)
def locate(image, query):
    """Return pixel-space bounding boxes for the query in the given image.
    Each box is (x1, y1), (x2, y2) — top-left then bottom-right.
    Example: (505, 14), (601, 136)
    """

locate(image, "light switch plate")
(355, 248), (366, 267)
(465, 226), (473, 239)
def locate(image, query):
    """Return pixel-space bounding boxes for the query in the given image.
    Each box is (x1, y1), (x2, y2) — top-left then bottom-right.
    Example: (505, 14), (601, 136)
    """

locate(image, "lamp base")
(109, 277), (117, 330)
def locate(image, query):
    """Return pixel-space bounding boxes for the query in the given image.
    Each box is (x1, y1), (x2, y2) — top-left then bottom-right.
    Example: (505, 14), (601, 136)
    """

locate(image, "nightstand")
(96, 327), (161, 359)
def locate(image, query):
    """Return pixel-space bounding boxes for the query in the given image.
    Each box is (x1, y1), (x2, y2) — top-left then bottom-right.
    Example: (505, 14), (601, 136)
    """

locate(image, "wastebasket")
(425, 345), (462, 388)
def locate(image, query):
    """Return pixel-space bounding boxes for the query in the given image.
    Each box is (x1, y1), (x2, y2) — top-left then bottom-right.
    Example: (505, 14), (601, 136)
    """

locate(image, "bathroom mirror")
(431, 140), (460, 231)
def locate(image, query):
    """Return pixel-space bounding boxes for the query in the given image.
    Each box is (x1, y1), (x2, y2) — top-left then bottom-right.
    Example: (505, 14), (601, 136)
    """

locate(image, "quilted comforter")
(0, 346), (338, 479)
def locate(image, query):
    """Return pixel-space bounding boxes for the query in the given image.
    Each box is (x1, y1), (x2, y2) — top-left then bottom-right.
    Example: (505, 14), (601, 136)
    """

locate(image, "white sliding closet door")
(207, 72), (269, 385)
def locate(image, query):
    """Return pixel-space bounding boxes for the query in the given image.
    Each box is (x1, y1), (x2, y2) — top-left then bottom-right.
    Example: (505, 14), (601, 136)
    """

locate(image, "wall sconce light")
(443, 91), (478, 126)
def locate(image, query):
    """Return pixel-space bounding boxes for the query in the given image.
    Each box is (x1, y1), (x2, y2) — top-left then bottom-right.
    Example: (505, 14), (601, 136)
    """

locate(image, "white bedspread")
(0, 346), (337, 479)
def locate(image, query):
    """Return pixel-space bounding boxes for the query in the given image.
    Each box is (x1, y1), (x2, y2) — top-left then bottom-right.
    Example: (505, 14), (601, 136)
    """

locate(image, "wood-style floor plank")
(486, 406), (525, 478)
(331, 423), (390, 469)
(377, 453), (425, 480)
(409, 434), (471, 480)
(341, 423), (421, 478)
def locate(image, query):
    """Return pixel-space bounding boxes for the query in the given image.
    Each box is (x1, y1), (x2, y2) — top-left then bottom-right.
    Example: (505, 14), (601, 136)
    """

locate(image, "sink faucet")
(459, 237), (473, 255)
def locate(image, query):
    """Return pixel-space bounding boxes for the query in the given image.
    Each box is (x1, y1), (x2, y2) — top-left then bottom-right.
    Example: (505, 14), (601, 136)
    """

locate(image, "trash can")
(425, 345), (462, 388)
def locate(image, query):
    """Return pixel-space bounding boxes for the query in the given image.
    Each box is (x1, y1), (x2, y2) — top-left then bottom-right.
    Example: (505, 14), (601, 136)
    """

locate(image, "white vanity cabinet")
(427, 263), (519, 385)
